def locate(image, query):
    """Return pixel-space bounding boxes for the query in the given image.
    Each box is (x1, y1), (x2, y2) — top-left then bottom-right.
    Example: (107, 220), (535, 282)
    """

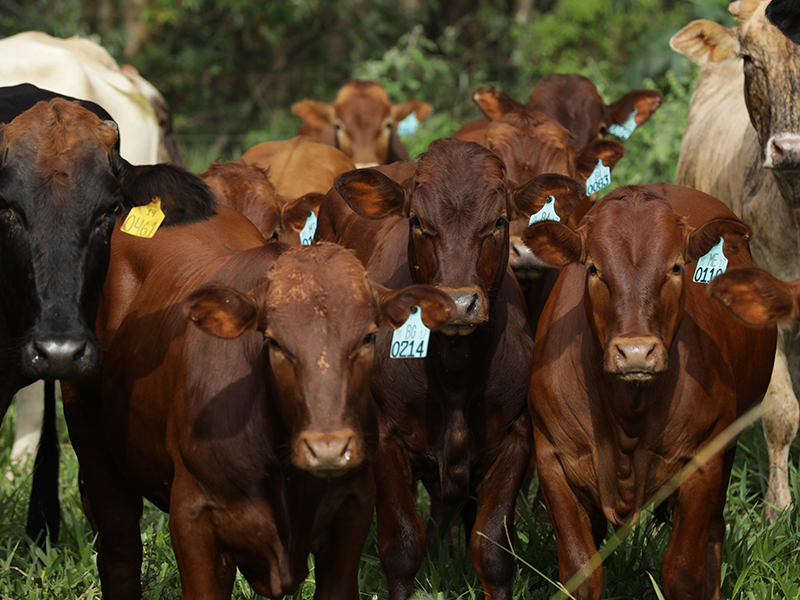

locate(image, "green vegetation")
(1, 397), (799, 599)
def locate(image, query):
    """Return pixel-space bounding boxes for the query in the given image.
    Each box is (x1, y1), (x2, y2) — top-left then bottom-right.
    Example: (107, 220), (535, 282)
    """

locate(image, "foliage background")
(0, 0), (734, 175)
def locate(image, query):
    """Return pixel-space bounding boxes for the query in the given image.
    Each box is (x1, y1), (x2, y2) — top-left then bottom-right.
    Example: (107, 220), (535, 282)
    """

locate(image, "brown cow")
(199, 159), (321, 244)
(671, 0), (800, 520)
(317, 139), (583, 600)
(0, 91), (216, 543)
(524, 183), (775, 599)
(61, 206), (456, 599)
(292, 80), (432, 167)
(452, 75), (662, 151)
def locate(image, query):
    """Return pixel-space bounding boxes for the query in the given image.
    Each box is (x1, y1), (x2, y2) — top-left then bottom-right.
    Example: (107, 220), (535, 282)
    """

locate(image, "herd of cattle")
(1, 1), (799, 599)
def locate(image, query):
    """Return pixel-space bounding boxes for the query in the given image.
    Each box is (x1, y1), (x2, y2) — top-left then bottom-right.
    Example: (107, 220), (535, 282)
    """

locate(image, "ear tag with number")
(397, 111), (419, 136)
(692, 238), (728, 284)
(528, 195), (559, 226)
(121, 196), (165, 238)
(608, 108), (639, 140)
(586, 160), (612, 196)
(390, 306), (430, 359)
(299, 211), (317, 246)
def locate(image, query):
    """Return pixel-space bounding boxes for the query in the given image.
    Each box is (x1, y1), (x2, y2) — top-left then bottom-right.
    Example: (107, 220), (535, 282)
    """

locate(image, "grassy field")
(1, 390), (799, 599)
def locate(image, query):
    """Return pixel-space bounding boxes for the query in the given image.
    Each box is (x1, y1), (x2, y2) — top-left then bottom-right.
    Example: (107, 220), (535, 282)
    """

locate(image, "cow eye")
(363, 332), (375, 346)
(672, 264), (682, 276)
(588, 265), (598, 277)
(409, 215), (422, 232)
(494, 216), (508, 232)
(266, 336), (282, 351)
(268, 231), (280, 242)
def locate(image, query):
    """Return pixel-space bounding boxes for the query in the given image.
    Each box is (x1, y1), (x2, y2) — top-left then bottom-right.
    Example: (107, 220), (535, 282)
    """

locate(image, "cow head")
(334, 139), (582, 336)
(292, 80), (433, 168)
(523, 186), (751, 384)
(470, 87), (626, 277)
(709, 266), (800, 325)
(671, 0), (800, 200)
(0, 98), (215, 380)
(184, 243), (456, 477)
(527, 73), (663, 149)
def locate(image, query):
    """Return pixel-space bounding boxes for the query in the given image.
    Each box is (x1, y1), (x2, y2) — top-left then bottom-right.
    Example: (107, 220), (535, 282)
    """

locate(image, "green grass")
(1, 394), (799, 599)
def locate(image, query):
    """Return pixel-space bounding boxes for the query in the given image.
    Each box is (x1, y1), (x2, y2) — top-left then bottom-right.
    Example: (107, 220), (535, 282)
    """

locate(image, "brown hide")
(292, 80), (432, 167)
(317, 139), (582, 600)
(525, 183), (775, 599)
(61, 208), (455, 599)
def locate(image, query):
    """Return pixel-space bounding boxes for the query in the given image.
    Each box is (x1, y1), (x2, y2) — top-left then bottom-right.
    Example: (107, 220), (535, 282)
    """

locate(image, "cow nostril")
(466, 293), (480, 316)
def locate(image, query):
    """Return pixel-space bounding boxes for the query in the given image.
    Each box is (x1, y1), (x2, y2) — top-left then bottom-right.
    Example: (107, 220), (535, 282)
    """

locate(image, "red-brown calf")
(61, 207), (455, 600)
(524, 183), (775, 599)
(317, 139), (582, 600)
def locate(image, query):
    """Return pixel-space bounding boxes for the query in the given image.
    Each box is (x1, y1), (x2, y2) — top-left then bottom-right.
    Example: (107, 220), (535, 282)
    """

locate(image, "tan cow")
(292, 80), (432, 167)
(671, 0), (800, 520)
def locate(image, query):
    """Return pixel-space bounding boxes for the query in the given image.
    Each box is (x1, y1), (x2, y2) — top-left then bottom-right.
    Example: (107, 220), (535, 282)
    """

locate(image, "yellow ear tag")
(121, 197), (166, 238)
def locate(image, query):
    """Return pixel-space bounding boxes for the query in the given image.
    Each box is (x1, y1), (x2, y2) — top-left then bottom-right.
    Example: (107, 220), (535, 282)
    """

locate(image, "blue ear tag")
(608, 108), (639, 140)
(299, 212), (317, 246)
(390, 306), (430, 359)
(692, 238), (728, 284)
(586, 160), (611, 196)
(397, 111), (419, 136)
(528, 195), (559, 225)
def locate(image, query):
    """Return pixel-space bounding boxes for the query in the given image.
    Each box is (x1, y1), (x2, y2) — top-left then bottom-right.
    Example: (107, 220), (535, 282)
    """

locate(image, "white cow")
(671, 0), (800, 520)
(0, 31), (185, 466)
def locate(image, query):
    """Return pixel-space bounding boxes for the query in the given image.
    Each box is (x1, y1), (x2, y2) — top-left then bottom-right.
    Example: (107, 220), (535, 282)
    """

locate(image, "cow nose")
(605, 336), (667, 383)
(769, 134), (800, 170)
(453, 292), (481, 320)
(509, 237), (546, 279)
(24, 335), (98, 379)
(294, 430), (362, 476)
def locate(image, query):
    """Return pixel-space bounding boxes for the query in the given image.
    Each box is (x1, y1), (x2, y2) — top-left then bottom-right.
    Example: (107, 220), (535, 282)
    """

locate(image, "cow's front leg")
(375, 439), (426, 600)
(470, 414), (531, 600)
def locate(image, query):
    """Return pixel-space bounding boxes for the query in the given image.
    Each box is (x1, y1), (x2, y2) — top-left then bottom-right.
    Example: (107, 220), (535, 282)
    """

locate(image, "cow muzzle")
(293, 429), (363, 477)
(22, 334), (100, 380)
(509, 236), (547, 280)
(437, 286), (488, 336)
(604, 336), (667, 385)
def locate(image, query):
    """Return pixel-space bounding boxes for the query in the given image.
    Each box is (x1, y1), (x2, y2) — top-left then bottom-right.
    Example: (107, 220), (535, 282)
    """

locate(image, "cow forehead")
(412, 141), (506, 215)
(3, 98), (117, 156)
(588, 190), (683, 266)
(265, 244), (375, 326)
(335, 81), (391, 108)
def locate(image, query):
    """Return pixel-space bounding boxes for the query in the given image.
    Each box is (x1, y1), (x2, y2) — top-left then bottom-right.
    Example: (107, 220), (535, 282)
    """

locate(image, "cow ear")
(607, 90), (664, 129)
(685, 216), (751, 264)
(509, 173), (583, 223)
(708, 267), (800, 325)
(522, 220), (586, 268)
(472, 87), (522, 121)
(575, 140), (626, 182)
(334, 168), (409, 218)
(291, 100), (336, 127)
(371, 281), (456, 330)
(120, 164), (217, 226)
(670, 20), (741, 67)
(184, 285), (260, 339)
(282, 192), (324, 232)
(390, 99), (433, 124)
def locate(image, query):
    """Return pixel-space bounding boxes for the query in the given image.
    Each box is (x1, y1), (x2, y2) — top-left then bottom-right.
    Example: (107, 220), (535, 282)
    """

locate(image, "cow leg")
(704, 447), (736, 600)
(314, 468), (376, 600)
(169, 471), (236, 600)
(11, 381), (44, 462)
(374, 440), (426, 600)
(62, 381), (144, 600)
(535, 430), (601, 600)
(470, 416), (531, 600)
(762, 343), (799, 521)
(662, 457), (725, 600)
